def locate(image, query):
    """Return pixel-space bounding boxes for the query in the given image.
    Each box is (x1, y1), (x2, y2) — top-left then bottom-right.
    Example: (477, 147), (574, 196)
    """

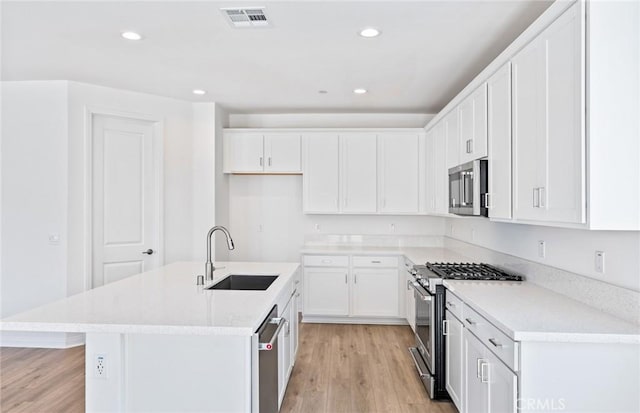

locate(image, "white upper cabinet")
(458, 83), (488, 164)
(264, 134), (301, 173)
(445, 110), (460, 169)
(224, 131), (301, 174)
(229, 133), (264, 173)
(512, 2), (585, 225)
(378, 133), (421, 214)
(487, 63), (512, 220)
(303, 133), (340, 213)
(340, 133), (377, 213)
(426, 123), (449, 215)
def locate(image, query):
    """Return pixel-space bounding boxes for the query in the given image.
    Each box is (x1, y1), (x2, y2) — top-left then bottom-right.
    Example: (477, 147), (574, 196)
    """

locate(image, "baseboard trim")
(302, 315), (408, 325)
(0, 331), (85, 349)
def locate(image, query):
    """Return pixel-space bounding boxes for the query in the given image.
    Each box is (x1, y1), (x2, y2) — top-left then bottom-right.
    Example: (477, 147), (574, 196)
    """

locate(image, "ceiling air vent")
(221, 7), (270, 28)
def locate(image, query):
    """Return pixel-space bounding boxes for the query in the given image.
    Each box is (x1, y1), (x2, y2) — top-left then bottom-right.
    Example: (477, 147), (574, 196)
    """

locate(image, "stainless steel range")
(407, 262), (523, 400)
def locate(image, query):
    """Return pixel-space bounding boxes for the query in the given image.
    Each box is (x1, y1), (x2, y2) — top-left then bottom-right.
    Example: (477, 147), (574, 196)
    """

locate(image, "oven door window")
(415, 290), (434, 372)
(449, 172), (461, 209)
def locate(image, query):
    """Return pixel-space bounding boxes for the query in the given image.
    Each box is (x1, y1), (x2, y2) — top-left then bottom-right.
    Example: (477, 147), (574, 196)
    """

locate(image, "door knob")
(142, 249), (154, 255)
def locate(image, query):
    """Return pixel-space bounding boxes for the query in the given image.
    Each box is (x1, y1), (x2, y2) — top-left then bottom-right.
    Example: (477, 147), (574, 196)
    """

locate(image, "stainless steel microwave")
(448, 160), (488, 217)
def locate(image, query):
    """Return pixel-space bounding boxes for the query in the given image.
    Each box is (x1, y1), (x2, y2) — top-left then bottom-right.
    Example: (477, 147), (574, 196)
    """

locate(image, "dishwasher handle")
(258, 317), (286, 351)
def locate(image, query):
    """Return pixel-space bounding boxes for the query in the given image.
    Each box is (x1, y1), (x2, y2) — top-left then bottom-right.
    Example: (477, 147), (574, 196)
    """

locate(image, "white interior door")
(92, 115), (161, 287)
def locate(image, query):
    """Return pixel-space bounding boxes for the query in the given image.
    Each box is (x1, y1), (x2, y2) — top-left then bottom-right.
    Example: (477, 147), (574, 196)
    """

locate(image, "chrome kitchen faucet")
(205, 226), (235, 281)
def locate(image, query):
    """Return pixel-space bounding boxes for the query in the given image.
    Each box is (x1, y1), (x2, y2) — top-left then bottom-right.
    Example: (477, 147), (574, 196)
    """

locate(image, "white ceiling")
(1, 1), (552, 113)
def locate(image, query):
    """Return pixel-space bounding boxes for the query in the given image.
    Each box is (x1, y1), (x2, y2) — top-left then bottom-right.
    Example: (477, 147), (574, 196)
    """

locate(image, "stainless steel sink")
(206, 274), (279, 291)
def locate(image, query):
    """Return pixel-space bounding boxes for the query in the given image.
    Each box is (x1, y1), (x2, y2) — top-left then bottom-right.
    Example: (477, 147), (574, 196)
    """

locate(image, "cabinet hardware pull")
(371, 260), (381, 264)
(442, 320), (449, 335)
(259, 157), (263, 167)
(354, 273), (357, 284)
(484, 193), (491, 209)
(476, 358), (483, 378)
(488, 338), (503, 348)
(142, 249), (154, 255)
(465, 317), (475, 325)
(480, 361), (489, 383)
(344, 274), (348, 284)
(539, 187), (545, 208)
(268, 157), (272, 166)
(533, 188), (540, 208)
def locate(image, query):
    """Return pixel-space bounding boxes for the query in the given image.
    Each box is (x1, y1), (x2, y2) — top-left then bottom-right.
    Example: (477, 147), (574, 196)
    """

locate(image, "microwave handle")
(460, 172), (467, 206)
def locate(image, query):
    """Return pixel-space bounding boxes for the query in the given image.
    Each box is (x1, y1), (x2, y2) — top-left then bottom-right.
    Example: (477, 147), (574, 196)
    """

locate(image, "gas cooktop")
(421, 262), (523, 281)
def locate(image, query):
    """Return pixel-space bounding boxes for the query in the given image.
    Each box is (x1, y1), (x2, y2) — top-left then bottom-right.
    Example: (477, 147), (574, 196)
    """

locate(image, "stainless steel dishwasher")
(257, 305), (286, 413)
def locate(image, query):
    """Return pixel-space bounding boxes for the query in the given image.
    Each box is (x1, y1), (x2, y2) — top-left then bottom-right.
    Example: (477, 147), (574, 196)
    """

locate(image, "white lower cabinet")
(405, 271), (416, 332)
(464, 329), (517, 413)
(445, 309), (464, 412)
(302, 254), (402, 321)
(278, 294), (293, 407)
(303, 267), (349, 316)
(351, 269), (399, 317)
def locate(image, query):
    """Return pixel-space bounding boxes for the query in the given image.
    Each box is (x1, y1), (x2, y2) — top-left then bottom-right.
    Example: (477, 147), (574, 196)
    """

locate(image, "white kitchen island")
(1, 261), (301, 413)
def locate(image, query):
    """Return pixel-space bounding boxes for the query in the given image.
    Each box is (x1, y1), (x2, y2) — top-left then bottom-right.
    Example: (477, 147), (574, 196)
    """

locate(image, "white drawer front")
(445, 290), (464, 322)
(303, 255), (349, 267)
(463, 305), (518, 371)
(352, 256), (399, 268)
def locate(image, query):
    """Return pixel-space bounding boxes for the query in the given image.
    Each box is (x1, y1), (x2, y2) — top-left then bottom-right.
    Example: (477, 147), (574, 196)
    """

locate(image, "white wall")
(214, 104), (231, 261)
(446, 217), (640, 292)
(1, 81), (69, 318)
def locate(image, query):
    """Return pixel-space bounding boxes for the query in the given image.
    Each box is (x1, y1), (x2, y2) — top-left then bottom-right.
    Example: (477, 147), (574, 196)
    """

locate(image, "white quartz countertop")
(444, 280), (640, 344)
(300, 246), (472, 266)
(1, 261), (300, 336)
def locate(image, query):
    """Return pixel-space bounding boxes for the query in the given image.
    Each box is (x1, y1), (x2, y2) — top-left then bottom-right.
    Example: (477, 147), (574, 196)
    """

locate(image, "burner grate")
(425, 262), (523, 281)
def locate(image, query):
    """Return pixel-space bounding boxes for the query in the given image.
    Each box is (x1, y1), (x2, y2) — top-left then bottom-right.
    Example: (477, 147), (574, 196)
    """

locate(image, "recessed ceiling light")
(353, 88), (368, 95)
(192, 89), (207, 95)
(121, 31), (143, 41)
(359, 28), (381, 38)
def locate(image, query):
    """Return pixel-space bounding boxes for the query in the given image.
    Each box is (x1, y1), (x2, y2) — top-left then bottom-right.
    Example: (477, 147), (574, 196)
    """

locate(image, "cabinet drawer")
(303, 255), (349, 267)
(463, 305), (518, 371)
(352, 256), (399, 268)
(445, 291), (464, 322)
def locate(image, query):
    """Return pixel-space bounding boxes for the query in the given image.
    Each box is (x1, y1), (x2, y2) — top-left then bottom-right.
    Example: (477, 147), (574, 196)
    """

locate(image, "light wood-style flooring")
(0, 324), (455, 413)
(281, 323), (455, 413)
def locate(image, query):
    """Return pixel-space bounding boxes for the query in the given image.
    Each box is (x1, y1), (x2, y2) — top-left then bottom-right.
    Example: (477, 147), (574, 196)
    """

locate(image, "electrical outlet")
(95, 354), (107, 379)
(595, 251), (605, 273)
(537, 241), (546, 258)
(390, 223), (395, 232)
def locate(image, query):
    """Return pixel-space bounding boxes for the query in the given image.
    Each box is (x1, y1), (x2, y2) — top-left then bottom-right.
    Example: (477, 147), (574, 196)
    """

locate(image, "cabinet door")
(512, 35), (546, 222)
(230, 133), (264, 172)
(264, 134), (301, 173)
(459, 84), (489, 164)
(341, 133), (377, 213)
(487, 63), (513, 220)
(445, 110), (460, 169)
(487, 351), (518, 413)
(303, 267), (349, 316)
(542, 2), (585, 224)
(405, 273), (416, 332)
(351, 269), (399, 317)
(445, 310), (464, 412)
(278, 297), (292, 407)
(425, 128), (436, 214)
(378, 134), (420, 213)
(303, 134), (340, 213)
(434, 122), (449, 214)
(464, 330), (489, 413)
(290, 287), (299, 365)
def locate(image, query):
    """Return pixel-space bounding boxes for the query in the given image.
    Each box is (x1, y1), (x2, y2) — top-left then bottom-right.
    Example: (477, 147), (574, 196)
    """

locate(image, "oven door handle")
(410, 282), (432, 301)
